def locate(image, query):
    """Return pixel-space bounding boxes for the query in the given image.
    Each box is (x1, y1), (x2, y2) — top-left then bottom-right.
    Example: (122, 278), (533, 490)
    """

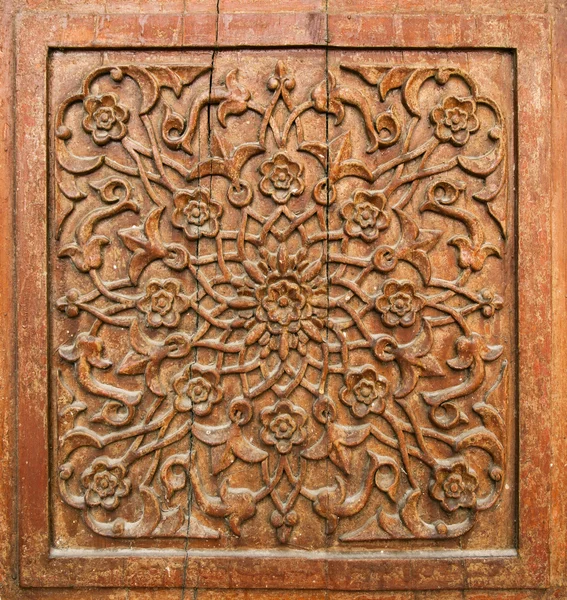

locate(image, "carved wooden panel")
(49, 49), (514, 556)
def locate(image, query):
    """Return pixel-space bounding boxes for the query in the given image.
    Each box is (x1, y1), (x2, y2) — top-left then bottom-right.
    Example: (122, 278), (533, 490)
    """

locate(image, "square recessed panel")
(49, 48), (515, 556)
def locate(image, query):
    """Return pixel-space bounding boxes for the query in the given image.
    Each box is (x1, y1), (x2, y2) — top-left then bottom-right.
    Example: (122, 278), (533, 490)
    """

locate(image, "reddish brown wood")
(0, 0), (16, 591)
(0, 1), (563, 598)
(551, 10), (567, 592)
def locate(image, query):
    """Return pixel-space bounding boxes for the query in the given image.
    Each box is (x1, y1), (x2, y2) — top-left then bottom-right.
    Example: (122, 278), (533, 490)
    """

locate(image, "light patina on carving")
(52, 52), (510, 548)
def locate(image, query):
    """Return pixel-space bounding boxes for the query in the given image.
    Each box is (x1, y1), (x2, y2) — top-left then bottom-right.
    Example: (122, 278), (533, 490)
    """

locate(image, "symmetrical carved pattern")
(53, 56), (509, 546)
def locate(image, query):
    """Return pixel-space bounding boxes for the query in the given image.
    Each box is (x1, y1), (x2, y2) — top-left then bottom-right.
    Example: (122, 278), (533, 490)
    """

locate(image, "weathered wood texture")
(0, 0), (565, 598)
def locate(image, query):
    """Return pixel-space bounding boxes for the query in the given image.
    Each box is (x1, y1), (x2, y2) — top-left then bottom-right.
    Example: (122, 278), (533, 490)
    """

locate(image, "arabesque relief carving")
(53, 55), (510, 547)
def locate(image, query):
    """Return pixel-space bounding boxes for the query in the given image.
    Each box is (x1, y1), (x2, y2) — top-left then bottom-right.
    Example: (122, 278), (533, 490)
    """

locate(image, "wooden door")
(2, 1), (565, 598)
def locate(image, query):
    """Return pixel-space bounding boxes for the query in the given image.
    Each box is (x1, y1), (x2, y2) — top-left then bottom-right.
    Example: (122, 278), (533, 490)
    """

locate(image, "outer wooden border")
(551, 9), (567, 593)
(15, 10), (551, 591)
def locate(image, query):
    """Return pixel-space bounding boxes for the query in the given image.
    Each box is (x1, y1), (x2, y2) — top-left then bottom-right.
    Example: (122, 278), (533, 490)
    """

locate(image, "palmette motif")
(53, 59), (509, 545)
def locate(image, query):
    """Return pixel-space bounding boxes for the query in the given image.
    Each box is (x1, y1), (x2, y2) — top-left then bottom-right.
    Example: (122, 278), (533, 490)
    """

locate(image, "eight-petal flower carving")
(258, 275), (308, 327)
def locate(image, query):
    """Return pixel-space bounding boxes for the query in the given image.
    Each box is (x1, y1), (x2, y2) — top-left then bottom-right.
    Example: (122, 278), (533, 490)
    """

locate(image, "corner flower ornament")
(55, 61), (508, 544)
(81, 458), (131, 511)
(430, 96), (480, 146)
(82, 93), (129, 145)
(430, 459), (478, 512)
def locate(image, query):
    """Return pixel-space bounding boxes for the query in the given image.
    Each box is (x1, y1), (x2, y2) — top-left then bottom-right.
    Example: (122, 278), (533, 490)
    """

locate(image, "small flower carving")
(376, 279), (424, 328)
(137, 278), (190, 328)
(259, 152), (305, 204)
(340, 365), (389, 418)
(83, 93), (129, 146)
(172, 365), (223, 416)
(430, 96), (479, 146)
(341, 189), (390, 242)
(430, 458), (478, 512)
(172, 188), (223, 240)
(81, 457), (131, 511)
(260, 400), (307, 454)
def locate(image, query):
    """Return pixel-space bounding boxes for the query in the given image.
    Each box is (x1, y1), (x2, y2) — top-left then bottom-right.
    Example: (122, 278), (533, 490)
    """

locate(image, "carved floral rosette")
(53, 57), (509, 545)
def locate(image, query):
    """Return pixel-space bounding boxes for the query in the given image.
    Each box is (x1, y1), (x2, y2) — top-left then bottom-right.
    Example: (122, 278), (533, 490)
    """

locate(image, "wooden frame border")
(15, 10), (551, 591)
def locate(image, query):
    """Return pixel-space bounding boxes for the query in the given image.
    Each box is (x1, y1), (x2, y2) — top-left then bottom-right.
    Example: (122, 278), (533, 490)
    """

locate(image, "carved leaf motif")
(370, 452), (401, 501)
(118, 207), (167, 284)
(112, 65), (210, 114)
(217, 70), (252, 127)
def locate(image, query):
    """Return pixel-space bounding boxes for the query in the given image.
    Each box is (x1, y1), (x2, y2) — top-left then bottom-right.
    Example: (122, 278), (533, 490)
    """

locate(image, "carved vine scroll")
(53, 55), (510, 546)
